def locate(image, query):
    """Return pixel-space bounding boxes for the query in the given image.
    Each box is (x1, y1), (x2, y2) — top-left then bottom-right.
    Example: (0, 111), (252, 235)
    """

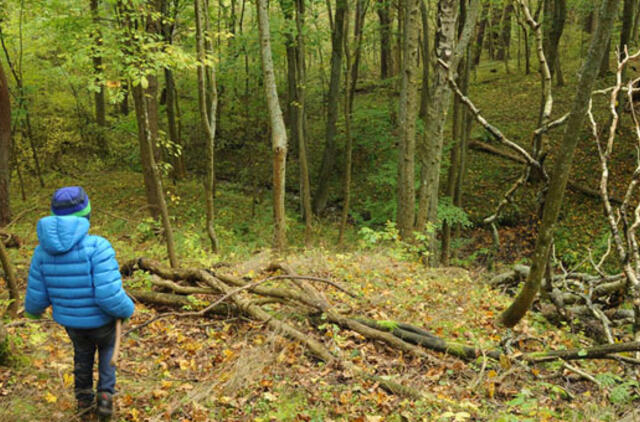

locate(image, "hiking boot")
(96, 391), (113, 419)
(77, 399), (93, 413)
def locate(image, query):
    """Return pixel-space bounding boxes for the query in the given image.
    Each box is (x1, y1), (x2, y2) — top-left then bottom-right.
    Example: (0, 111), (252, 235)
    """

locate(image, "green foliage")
(358, 221), (433, 262)
(437, 197), (473, 228)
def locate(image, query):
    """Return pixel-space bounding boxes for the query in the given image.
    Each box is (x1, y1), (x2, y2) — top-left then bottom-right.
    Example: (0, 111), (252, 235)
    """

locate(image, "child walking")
(24, 186), (134, 419)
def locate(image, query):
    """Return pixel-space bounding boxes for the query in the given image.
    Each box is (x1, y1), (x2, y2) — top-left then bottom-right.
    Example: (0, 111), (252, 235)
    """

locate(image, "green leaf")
(140, 75), (149, 89)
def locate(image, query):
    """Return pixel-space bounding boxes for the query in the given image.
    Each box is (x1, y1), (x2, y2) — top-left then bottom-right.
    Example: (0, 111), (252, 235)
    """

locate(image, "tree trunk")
(257, 0), (288, 251)
(618, 0), (634, 110)
(542, 0), (566, 77)
(473, 1), (489, 66)
(132, 82), (161, 220)
(632, 0), (640, 43)
(0, 62), (10, 227)
(120, 82), (130, 116)
(500, 0), (620, 328)
(415, 0), (479, 262)
(195, 0), (220, 252)
(90, 0), (107, 141)
(395, 0), (421, 240)
(0, 236), (19, 317)
(132, 82), (179, 267)
(295, 0), (312, 245)
(599, 35), (611, 77)
(313, 0), (347, 215)
(442, 4), (471, 265)
(419, 0), (430, 118)
(377, 0), (392, 79)
(339, 0), (367, 245)
(164, 69), (186, 180)
(496, 2), (513, 61)
(160, 0), (186, 181)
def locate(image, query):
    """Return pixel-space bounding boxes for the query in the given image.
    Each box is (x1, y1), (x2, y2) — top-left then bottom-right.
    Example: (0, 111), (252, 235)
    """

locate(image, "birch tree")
(415, 0), (479, 262)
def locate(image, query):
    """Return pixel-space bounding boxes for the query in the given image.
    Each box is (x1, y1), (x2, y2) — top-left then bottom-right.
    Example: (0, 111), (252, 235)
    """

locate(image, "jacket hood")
(37, 216), (90, 255)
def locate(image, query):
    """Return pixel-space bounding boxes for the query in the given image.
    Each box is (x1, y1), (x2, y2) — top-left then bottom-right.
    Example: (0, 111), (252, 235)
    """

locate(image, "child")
(24, 186), (134, 419)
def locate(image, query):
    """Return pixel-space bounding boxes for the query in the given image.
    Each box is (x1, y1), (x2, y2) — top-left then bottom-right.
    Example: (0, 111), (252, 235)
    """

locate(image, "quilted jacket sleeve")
(24, 247), (51, 316)
(91, 237), (134, 319)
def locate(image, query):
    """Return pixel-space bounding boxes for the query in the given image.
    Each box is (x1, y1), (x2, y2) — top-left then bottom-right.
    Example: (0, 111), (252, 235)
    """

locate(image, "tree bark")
(0, 233), (19, 317)
(378, 0), (393, 79)
(473, 1), (489, 66)
(500, 0), (621, 328)
(496, 2), (513, 61)
(0, 62), (10, 227)
(296, 0), (313, 245)
(396, 0), (421, 240)
(257, 0), (288, 251)
(419, 0), (430, 118)
(542, 0), (566, 77)
(339, 0), (367, 245)
(90, 0), (107, 134)
(132, 82), (161, 220)
(313, 0), (347, 215)
(415, 0), (479, 262)
(599, 36), (611, 77)
(195, 0), (220, 252)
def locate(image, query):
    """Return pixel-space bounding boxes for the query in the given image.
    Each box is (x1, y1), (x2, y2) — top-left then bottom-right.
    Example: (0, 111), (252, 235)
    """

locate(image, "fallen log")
(356, 319), (502, 361)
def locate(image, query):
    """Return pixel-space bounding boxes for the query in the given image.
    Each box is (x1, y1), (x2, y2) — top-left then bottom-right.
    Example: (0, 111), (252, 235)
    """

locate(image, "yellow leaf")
(45, 392), (57, 403)
(152, 389), (169, 399)
(63, 373), (73, 387)
(128, 408), (140, 422)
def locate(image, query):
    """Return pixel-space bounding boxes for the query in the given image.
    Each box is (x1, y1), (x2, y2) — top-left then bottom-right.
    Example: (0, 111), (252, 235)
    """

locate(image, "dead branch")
(521, 341), (640, 363)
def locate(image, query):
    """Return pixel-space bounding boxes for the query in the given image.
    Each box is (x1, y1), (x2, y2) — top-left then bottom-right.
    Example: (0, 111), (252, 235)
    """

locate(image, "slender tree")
(257, 0), (288, 251)
(396, 0), (421, 240)
(542, 0), (566, 78)
(339, 0), (368, 245)
(500, 0), (621, 328)
(118, 0), (179, 267)
(296, 0), (313, 245)
(195, 0), (220, 252)
(90, 0), (107, 149)
(377, 0), (393, 78)
(313, 0), (347, 215)
(161, 0), (187, 180)
(0, 61), (10, 227)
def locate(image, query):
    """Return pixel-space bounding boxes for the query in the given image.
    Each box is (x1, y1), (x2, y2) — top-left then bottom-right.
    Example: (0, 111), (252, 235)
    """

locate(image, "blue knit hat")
(51, 186), (91, 219)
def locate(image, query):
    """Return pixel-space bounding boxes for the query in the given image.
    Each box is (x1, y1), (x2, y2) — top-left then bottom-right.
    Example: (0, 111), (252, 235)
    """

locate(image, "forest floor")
(1, 171), (638, 421)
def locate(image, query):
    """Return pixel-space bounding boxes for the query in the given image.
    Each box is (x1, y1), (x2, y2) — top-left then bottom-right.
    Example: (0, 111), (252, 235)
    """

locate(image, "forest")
(2, 0), (640, 420)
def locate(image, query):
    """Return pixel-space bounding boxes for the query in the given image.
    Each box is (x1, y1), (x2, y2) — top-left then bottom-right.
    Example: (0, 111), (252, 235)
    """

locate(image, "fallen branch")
(521, 341), (640, 363)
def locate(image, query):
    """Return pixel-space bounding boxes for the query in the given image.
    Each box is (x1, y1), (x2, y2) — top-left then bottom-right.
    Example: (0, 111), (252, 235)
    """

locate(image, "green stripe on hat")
(51, 201), (91, 217)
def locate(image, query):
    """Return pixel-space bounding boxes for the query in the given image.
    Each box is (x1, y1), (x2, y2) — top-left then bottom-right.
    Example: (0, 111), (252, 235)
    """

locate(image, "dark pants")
(65, 321), (117, 403)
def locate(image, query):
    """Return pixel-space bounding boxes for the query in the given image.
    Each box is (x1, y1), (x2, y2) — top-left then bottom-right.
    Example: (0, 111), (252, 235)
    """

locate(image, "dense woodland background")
(3, 0), (640, 420)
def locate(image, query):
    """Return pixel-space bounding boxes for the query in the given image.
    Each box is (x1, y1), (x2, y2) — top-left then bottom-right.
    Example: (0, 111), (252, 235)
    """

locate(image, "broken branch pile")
(121, 257), (640, 400)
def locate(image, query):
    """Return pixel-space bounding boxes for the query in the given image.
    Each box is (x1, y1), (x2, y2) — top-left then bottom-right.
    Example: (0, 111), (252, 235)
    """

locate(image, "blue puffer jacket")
(24, 216), (134, 329)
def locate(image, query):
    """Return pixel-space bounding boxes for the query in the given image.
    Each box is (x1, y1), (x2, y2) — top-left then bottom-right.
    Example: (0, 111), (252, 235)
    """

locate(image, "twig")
(562, 360), (602, 387)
